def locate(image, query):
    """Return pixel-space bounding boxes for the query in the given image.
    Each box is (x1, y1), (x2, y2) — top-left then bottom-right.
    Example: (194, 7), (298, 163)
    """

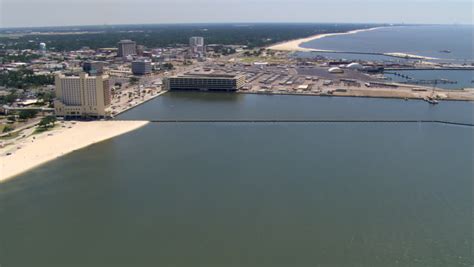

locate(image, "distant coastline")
(267, 26), (437, 60)
(267, 26), (384, 52)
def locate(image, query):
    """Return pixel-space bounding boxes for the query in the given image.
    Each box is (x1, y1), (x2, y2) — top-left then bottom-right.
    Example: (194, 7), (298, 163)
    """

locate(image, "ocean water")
(300, 25), (474, 63)
(1, 93), (473, 267)
(118, 92), (474, 124)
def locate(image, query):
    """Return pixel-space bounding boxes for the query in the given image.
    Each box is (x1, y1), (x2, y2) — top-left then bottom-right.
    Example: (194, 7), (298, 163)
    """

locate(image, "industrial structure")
(117, 40), (137, 58)
(39, 42), (47, 53)
(164, 73), (245, 91)
(54, 73), (111, 118)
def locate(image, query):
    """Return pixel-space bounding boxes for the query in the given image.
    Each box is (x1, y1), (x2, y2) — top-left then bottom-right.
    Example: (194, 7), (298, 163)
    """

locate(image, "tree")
(19, 110), (39, 120)
(37, 91), (55, 103)
(7, 115), (16, 122)
(0, 69), (54, 89)
(129, 77), (139, 85)
(4, 91), (18, 105)
(38, 116), (56, 128)
(162, 63), (174, 70)
(2, 124), (14, 133)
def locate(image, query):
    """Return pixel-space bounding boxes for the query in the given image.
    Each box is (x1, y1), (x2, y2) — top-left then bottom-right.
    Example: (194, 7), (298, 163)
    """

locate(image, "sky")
(0, 0), (472, 28)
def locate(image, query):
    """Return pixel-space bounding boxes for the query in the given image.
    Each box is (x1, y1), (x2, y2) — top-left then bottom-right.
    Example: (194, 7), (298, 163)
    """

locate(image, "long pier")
(142, 119), (474, 127)
(385, 67), (474, 71)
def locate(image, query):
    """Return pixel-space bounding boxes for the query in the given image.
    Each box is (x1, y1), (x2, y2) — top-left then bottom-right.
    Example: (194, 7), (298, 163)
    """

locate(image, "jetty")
(142, 119), (474, 127)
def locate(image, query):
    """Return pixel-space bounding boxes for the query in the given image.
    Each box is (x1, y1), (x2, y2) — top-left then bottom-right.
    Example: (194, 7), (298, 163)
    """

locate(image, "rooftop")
(171, 72), (243, 79)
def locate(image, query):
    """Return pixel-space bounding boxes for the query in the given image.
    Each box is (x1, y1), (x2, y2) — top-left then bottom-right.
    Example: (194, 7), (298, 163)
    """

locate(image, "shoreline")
(0, 120), (149, 183)
(267, 26), (437, 60)
(1, 90), (471, 183)
(237, 89), (474, 102)
(267, 26), (384, 52)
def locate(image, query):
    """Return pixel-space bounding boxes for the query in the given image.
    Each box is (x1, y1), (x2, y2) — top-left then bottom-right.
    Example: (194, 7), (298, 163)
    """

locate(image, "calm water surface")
(1, 93), (473, 267)
(119, 92), (474, 124)
(301, 25), (474, 63)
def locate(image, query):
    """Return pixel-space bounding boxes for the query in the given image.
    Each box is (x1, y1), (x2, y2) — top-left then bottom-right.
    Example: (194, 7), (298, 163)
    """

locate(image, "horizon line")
(1, 21), (472, 31)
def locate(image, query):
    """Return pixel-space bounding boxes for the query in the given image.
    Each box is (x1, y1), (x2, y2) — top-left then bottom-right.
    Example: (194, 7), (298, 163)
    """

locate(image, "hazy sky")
(0, 0), (472, 28)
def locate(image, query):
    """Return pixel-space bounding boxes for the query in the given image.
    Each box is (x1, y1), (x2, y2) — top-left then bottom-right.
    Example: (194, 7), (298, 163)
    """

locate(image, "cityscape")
(0, 1), (473, 266)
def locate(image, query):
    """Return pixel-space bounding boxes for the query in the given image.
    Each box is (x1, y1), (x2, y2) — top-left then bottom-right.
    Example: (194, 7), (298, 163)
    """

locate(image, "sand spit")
(0, 120), (149, 182)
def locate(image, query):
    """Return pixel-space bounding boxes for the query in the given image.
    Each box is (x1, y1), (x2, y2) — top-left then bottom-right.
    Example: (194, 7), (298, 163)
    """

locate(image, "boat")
(439, 50), (451, 53)
(424, 97), (439, 105)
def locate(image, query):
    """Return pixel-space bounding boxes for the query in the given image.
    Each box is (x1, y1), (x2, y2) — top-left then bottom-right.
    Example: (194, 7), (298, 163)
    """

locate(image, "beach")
(0, 120), (148, 182)
(267, 26), (439, 60)
(267, 27), (383, 52)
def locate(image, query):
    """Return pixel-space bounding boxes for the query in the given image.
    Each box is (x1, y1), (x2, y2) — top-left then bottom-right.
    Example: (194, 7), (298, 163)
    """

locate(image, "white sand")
(383, 52), (437, 60)
(0, 120), (148, 182)
(267, 27), (438, 60)
(267, 27), (384, 52)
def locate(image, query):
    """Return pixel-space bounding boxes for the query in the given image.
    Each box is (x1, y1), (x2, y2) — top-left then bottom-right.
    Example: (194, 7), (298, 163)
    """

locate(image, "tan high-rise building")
(117, 40), (137, 58)
(189, 36), (205, 58)
(54, 73), (111, 118)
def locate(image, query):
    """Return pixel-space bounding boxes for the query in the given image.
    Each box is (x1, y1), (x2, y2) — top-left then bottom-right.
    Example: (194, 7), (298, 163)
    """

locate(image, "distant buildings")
(189, 37), (205, 58)
(164, 73), (245, 91)
(54, 73), (111, 118)
(117, 40), (137, 58)
(82, 61), (105, 75)
(131, 59), (152, 75)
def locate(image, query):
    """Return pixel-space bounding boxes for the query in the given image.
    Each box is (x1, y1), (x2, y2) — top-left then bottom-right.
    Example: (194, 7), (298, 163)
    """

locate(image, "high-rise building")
(117, 40), (137, 58)
(189, 37), (205, 58)
(136, 45), (145, 56)
(132, 59), (152, 75)
(82, 61), (105, 75)
(54, 73), (111, 118)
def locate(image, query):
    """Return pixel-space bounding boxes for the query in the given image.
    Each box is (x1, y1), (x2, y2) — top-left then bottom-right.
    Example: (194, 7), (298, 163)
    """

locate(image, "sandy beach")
(267, 27), (383, 52)
(267, 27), (438, 60)
(0, 120), (148, 183)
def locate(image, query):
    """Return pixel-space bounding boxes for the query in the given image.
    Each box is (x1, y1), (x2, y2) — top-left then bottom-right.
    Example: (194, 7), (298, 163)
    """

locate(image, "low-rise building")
(83, 61), (105, 75)
(131, 59), (152, 75)
(164, 73), (245, 91)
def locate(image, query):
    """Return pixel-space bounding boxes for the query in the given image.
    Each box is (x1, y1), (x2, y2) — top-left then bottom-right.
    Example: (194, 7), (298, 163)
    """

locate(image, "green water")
(1, 93), (473, 267)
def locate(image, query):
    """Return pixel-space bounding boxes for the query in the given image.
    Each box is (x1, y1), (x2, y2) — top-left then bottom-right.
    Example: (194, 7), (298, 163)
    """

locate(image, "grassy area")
(240, 57), (264, 63)
(0, 123), (16, 135)
(0, 131), (20, 140)
(239, 56), (289, 64)
(33, 124), (58, 135)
